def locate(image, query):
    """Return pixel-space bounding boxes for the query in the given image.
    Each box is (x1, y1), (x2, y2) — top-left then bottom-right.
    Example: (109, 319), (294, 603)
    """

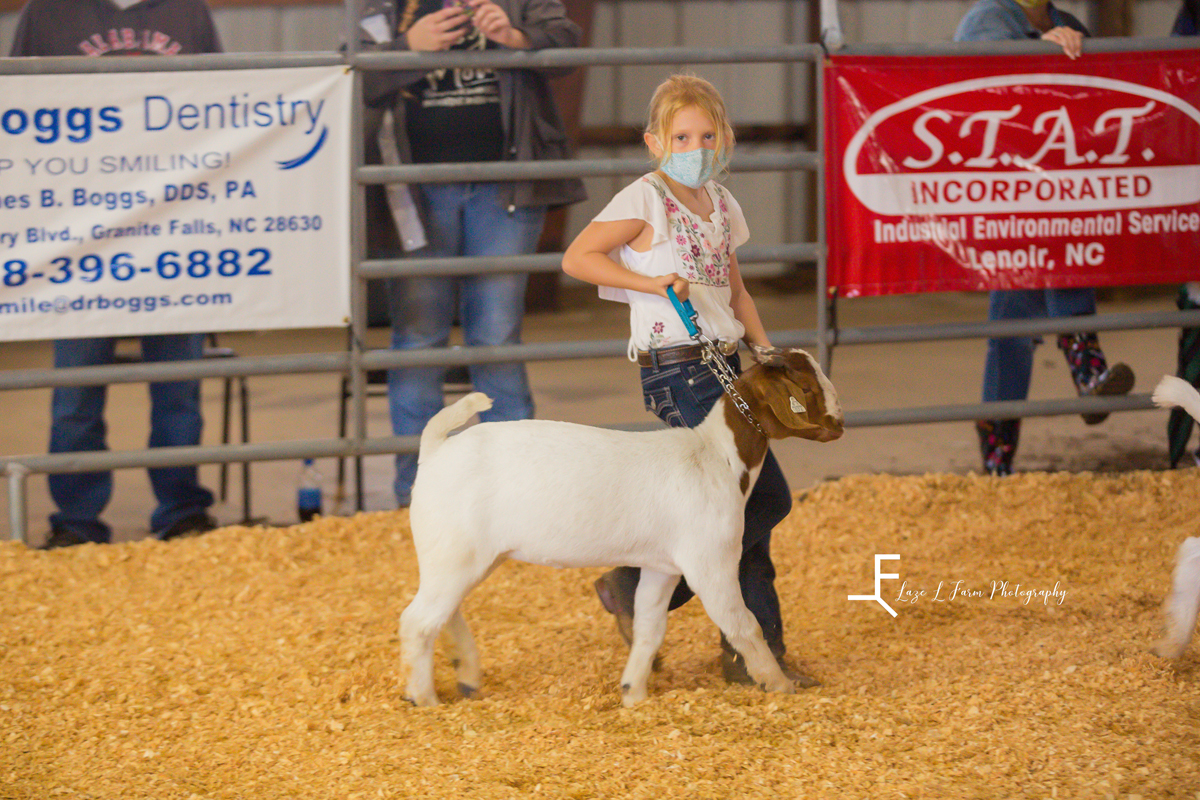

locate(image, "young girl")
(563, 74), (810, 686)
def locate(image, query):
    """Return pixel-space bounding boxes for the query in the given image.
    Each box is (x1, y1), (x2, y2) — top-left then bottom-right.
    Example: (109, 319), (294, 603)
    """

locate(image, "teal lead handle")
(666, 285), (700, 339)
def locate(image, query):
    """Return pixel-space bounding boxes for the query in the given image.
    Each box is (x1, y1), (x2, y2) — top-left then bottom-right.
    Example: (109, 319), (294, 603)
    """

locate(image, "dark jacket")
(1173, 0), (1198, 35)
(954, 0), (1087, 42)
(358, 0), (586, 244)
(10, 0), (220, 57)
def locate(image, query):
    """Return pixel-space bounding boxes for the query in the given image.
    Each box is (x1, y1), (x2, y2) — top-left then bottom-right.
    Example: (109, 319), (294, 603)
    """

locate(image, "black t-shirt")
(404, 0), (505, 164)
(9, 0), (221, 57)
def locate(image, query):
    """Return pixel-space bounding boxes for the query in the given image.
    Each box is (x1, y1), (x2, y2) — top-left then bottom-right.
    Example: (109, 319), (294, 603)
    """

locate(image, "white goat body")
(400, 349), (843, 707)
(1150, 375), (1200, 658)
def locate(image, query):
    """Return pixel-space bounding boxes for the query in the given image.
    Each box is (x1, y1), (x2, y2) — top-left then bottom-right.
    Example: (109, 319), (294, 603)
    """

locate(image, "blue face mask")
(660, 148), (717, 189)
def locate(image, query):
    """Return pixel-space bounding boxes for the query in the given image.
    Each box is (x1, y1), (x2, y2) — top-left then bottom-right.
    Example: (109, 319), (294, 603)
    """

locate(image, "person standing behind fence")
(955, 0), (1135, 476)
(357, 0), (586, 508)
(10, 0), (221, 548)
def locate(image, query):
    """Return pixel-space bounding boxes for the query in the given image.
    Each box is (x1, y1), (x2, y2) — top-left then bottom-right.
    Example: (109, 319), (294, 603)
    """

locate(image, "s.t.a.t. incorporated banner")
(0, 66), (351, 340)
(825, 50), (1200, 297)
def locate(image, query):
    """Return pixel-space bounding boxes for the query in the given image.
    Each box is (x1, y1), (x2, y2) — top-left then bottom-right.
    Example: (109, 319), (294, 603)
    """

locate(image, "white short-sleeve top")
(592, 173), (750, 357)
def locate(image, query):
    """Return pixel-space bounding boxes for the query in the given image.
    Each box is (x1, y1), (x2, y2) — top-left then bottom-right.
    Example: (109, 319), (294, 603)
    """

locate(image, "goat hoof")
(404, 692), (440, 707)
(1152, 637), (1188, 659)
(766, 678), (796, 695)
(620, 682), (647, 706)
(457, 682), (480, 699)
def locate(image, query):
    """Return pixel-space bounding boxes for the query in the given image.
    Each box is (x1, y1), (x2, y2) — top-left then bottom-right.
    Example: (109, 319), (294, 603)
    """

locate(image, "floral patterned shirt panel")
(618, 243), (743, 353)
(591, 174), (750, 355)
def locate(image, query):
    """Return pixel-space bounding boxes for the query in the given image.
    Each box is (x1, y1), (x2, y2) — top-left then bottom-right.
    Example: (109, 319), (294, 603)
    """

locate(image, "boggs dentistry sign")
(0, 66), (351, 340)
(825, 50), (1200, 297)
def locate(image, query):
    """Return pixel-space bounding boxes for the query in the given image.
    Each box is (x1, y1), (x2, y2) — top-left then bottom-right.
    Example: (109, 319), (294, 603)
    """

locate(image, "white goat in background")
(399, 348), (843, 707)
(1150, 375), (1200, 658)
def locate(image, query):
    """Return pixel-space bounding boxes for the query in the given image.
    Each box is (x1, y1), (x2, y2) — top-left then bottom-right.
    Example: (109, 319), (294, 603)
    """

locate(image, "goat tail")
(1152, 375), (1200, 423)
(419, 392), (493, 463)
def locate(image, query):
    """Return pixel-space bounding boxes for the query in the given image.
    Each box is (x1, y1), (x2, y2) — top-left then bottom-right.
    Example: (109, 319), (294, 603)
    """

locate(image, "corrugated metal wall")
(0, 0), (1187, 248)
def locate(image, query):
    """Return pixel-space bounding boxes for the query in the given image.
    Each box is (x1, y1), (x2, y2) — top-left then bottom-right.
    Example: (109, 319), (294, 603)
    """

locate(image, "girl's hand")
(1041, 26), (1083, 59)
(406, 4), (472, 51)
(650, 274), (689, 301)
(467, 0), (530, 49)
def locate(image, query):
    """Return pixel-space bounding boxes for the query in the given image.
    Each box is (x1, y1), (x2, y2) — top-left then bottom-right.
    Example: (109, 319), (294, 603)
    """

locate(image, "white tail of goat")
(418, 392), (493, 464)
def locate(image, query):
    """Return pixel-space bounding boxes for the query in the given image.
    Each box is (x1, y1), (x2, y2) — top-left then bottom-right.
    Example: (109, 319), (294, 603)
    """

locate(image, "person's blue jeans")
(386, 182), (546, 505)
(983, 288), (1097, 403)
(49, 334), (214, 542)
(613, 351), (793, 654)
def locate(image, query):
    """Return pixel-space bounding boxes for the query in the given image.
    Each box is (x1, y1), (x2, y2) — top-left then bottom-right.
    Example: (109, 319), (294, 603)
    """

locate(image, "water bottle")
(297, 458), (322, 522)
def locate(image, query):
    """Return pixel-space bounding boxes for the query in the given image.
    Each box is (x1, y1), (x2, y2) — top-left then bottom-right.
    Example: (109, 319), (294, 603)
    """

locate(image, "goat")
(399, 348), (843, 707)
(1150, 375), (1200, 658)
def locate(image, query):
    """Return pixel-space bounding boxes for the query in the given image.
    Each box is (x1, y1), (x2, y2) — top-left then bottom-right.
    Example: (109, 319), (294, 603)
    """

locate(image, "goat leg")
(1154, 536), (1200, 659)
(445, 608), (483, 697)
(619, 570), (679, 706)
(686, 569), (794, 695)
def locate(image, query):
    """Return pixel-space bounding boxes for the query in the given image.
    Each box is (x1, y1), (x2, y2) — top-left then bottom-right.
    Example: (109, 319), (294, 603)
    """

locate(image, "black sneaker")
(157, 512), (218, 541)
(37, 527), (91, 550)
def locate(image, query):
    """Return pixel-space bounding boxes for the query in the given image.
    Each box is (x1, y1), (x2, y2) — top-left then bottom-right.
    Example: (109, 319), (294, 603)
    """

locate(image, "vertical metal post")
(814, 52), (831, 374)
(347, 24), (369, 508)
(344, 0), (360, 57)
(6, 464), (29, 544)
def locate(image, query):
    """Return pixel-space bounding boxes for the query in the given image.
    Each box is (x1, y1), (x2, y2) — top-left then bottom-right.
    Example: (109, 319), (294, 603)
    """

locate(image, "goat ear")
(748, 349), (844, 442)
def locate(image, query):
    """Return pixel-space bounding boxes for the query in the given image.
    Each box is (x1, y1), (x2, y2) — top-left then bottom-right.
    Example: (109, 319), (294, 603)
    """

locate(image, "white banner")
(0, 65), (352, 341)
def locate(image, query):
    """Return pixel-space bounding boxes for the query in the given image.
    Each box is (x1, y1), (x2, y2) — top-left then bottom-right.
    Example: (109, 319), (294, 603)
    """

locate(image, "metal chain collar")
(696, 331), (764, 434)
(666, 287), (765, 435)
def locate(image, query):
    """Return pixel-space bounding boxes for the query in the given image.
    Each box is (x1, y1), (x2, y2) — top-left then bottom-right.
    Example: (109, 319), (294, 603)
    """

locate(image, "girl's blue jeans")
(385, 182), (546, 505)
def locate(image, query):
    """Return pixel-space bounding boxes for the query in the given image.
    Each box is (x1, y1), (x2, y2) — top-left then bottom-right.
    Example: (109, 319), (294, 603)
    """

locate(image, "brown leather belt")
(636, 341), (738, 368)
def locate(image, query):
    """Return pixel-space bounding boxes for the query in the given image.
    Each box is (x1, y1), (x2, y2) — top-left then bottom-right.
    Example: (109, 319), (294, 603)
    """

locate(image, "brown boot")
(1058, 333), (1135, 424)
(594, 570), (635, 646)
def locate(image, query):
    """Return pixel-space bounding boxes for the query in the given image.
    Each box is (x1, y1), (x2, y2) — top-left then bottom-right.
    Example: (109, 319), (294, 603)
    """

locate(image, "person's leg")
(48, 337), (117, 544)
(978, 290), (1043, 475)
(1048, 288), (1134, 424)
(141, 334), (215, 536)
(458, 184), (545, 423)
(737, 450), (791, 650)
(982, 290), (1043, 404)
(386, 183), (462, 506)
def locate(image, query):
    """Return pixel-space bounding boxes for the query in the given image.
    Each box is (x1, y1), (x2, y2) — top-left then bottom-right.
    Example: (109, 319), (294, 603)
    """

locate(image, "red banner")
(825, 50), (1200, 297)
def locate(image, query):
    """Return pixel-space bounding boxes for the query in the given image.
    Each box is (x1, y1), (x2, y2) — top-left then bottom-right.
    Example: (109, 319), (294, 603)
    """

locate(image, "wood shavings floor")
(3, 470), (1199, 799)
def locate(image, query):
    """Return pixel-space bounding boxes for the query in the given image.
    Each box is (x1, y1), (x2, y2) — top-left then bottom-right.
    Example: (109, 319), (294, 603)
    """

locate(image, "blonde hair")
(644, 74), (735, 173)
